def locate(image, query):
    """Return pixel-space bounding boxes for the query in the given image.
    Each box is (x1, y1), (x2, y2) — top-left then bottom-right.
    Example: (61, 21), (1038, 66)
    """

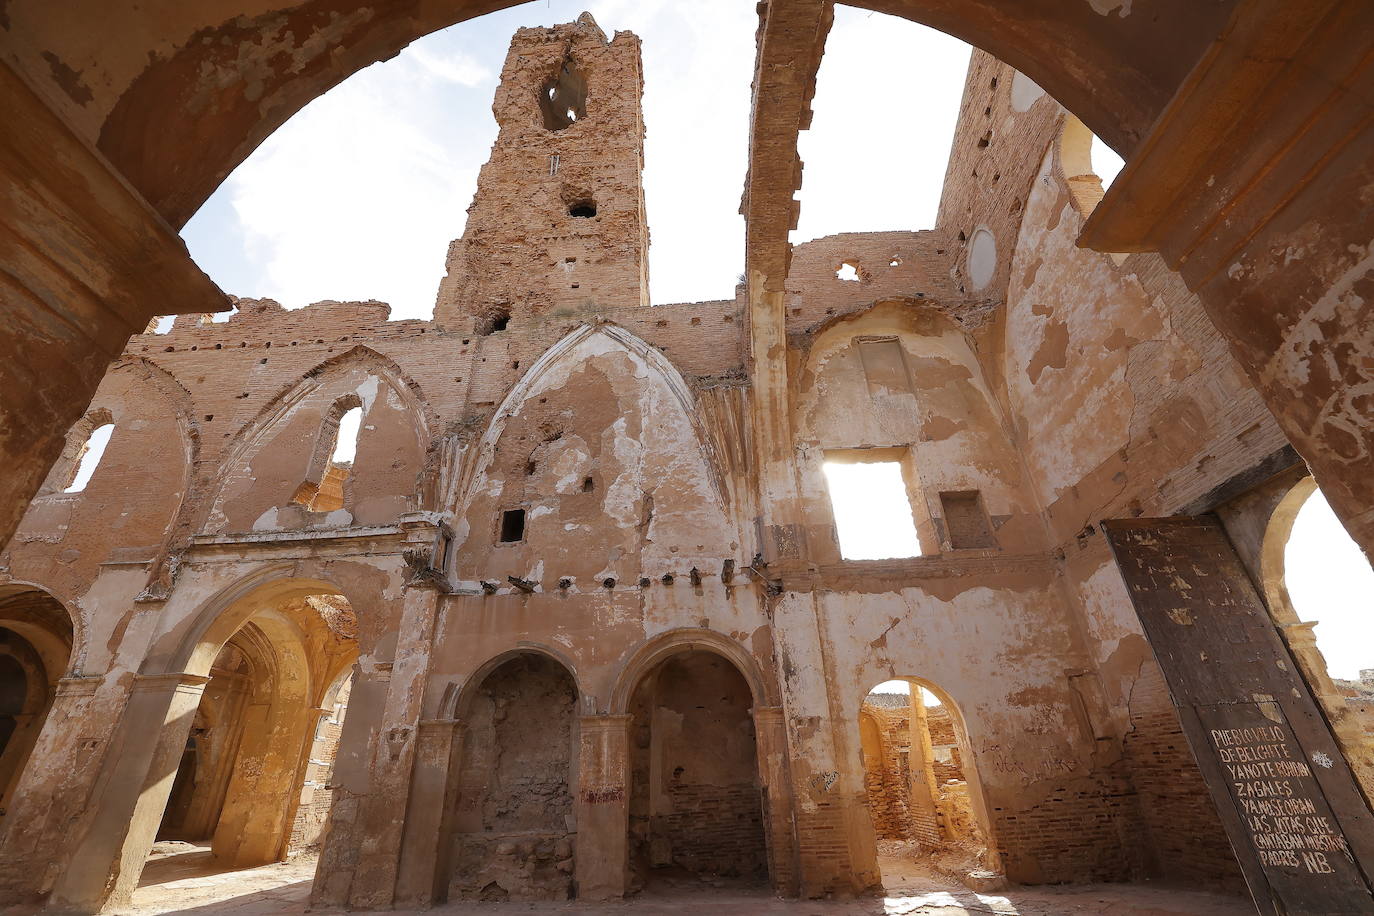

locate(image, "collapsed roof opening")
(539, 58), (587, 131)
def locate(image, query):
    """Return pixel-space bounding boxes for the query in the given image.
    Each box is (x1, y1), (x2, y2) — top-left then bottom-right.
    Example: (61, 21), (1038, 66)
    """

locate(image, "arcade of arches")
(0, 3), (1372, 915)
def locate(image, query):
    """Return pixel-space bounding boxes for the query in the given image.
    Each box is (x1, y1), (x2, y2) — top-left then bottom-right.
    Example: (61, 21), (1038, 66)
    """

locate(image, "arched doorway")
(135, 589), (359, 901)
(626, 649), (768, 894)
(443, 652), (580, 902)
(0, 586), (74, 827)
(858, 678), (995, 893)
(1261, 478), (1374, 798)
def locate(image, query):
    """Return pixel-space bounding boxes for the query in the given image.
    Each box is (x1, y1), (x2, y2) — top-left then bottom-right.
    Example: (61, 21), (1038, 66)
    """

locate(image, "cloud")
(410, 46), (493, 87)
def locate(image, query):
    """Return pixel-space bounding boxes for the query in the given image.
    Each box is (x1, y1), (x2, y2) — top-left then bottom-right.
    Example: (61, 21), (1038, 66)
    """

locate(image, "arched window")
(1261, 479), (1374, 797)
(1274, 485), (1373, 689)
(40, 410), (115, 496)
(291, 398), (363, 513)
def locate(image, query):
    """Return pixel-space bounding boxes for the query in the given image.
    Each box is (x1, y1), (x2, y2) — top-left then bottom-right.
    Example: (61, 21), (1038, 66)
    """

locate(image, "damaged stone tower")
(435, 13), (650, 332)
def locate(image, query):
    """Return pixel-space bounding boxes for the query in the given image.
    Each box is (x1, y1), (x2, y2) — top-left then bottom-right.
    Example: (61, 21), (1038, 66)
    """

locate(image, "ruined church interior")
(1, 1), (1373, 914)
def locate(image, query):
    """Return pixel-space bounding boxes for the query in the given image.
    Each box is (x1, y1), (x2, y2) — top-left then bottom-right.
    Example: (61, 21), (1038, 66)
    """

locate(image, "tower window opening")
(499, 509), (526, 543)
(569, 201), (597, 218)
(64, 423), (115, 493)
(539, 59), (587, 131)
(1282, 487), (1374, 684)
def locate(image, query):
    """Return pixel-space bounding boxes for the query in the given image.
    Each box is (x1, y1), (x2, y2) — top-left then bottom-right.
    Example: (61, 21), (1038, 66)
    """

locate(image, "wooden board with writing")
(1103, 516), (1374, 915)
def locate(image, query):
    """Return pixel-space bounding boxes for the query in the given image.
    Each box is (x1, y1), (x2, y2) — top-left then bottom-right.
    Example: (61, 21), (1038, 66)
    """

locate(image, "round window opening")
(967, 228), (996, 292)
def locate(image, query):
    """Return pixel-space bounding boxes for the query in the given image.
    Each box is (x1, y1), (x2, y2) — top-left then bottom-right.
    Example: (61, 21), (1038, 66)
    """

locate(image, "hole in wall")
(499, 509), (526, 543)
(568, 201), (597, 218)
(478, 311), (511, 335)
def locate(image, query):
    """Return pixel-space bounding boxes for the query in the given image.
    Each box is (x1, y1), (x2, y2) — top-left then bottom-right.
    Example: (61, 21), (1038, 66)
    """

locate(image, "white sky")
(1285, 489), (1374, 681)
(179, 2), (970, 318)
(823, 461), (922, 560)
(331, 408), (363, 465)
(65, 424), (113, 493)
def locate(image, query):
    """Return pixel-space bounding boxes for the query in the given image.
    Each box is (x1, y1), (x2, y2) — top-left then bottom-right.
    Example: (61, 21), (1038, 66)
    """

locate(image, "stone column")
(0, 675), (105, 900)
(392, 718), (462, 907)
(752, 705), (799, 896)
(315, 576), (443, 909)
(51, 672), (209, 912)
(575, 714), (632, 900)
(908, 694), (941, 843)
(770, 591), (881, 898)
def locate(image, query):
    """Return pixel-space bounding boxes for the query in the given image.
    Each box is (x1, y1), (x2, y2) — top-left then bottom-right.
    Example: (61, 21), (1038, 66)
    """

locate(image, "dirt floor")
(111, 845), (1257, 916)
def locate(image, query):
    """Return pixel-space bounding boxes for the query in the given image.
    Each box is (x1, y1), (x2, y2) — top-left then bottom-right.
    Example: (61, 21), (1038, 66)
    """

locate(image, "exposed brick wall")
(861, 706), (916, 841)
(991, 774), (1137, 883)
(661, 783), (767, 878)
(288, 678), (351, 853)
(1120, 663), (1245, 890)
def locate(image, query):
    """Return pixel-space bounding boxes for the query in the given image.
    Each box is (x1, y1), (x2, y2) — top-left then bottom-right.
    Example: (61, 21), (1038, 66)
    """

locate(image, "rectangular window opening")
(499, 508), (526, 543)
(822, 454), (922, 561)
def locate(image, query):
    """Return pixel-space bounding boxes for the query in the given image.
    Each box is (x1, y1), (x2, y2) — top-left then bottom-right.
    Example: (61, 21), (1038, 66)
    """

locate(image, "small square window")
(499, 509), (526, 543)
(940, 490), (996, 549)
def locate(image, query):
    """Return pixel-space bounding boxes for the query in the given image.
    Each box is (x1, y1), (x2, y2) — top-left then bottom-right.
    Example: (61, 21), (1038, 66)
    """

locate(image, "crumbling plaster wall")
(999, 142), (1287, 544)
(449, 653), (578, 901)
(792, 301), (1038, 561)
(777, 575), (1137, 885)
(206, 347), (428, 535)
(450, 327), (742, 589)
(5, 359), (195, 604)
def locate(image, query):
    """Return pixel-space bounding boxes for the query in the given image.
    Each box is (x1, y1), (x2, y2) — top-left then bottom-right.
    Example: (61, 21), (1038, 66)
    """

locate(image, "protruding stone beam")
(1078, 0), (1374, 557)
(743, 0), (832, 574)
(0, 60), (227, 550)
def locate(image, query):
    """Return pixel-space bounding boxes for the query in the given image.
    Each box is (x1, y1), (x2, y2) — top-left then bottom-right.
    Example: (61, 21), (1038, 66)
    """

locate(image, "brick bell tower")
(434, 13), (649, 332)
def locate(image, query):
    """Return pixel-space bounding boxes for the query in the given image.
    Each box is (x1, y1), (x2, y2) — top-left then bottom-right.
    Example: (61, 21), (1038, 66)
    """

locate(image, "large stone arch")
(608, 627), (777, 716)
(45, 567), (365, 910)
(437, 642), (587, 720)
(140, 562), (372, 678)
(0, 0), (1228, 228)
